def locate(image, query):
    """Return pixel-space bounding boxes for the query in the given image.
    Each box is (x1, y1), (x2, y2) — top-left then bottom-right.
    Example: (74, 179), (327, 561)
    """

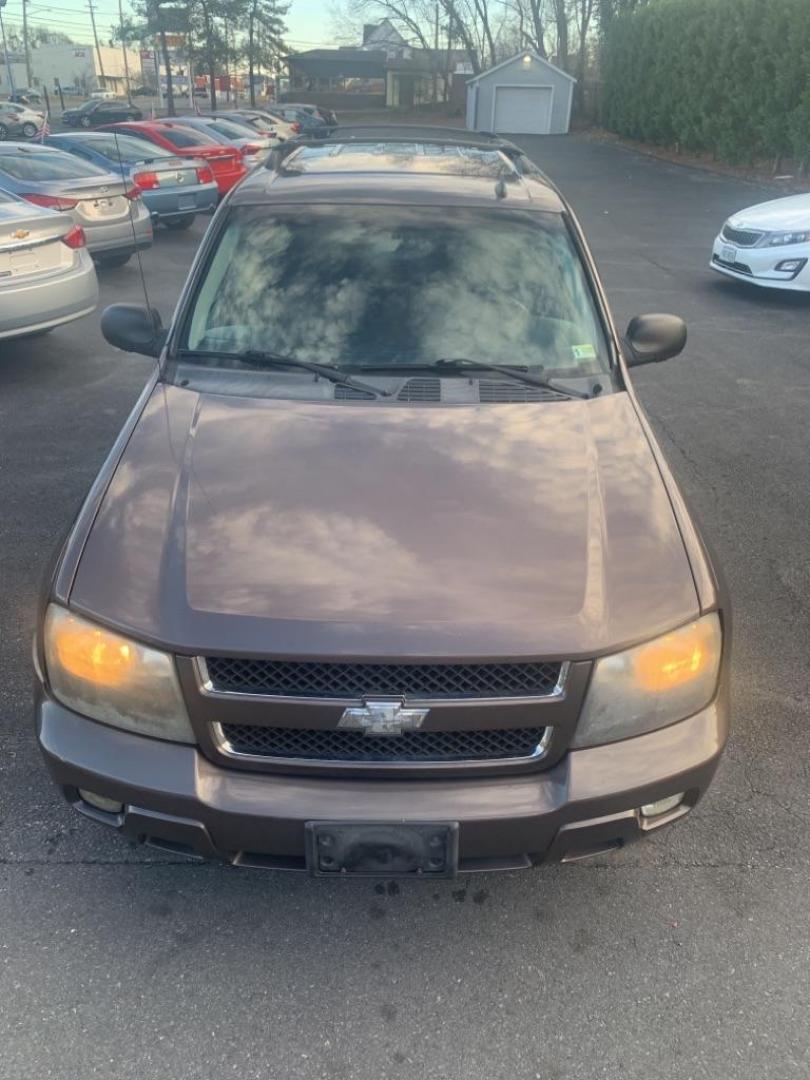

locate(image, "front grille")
(218, 723), (548, 762)
(203, 658), (564, 700)
(721, 224), (763, 247)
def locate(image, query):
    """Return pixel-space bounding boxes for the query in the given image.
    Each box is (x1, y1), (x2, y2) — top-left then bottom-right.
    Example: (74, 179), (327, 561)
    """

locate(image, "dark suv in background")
(34, 128), (729, 878)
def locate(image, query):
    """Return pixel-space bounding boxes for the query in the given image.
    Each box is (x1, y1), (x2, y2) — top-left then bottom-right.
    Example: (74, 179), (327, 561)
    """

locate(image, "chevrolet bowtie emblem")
(338, 700), (429, 736)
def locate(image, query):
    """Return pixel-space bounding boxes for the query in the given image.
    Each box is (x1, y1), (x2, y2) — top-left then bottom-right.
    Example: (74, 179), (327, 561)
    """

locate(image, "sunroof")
(285, 142), (513, 177)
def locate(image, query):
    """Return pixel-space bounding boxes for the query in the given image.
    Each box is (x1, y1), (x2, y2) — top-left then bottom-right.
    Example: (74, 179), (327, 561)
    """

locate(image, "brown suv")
(34, 129), (729, 877)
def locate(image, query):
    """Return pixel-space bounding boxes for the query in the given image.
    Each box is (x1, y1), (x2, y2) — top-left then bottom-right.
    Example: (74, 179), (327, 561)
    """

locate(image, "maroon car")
(34, 129), (730, 877)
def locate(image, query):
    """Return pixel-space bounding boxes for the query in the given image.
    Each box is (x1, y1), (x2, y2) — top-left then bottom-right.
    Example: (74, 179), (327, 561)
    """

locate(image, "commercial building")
(286, 19), (472, 111)
(1, 43), (140, 97)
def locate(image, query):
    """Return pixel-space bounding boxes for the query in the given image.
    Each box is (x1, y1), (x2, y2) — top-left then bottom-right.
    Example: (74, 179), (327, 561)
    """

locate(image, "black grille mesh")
(219, 724), (547, 762)
(204, 658), (564, 699)
(721, 224), (763, 247)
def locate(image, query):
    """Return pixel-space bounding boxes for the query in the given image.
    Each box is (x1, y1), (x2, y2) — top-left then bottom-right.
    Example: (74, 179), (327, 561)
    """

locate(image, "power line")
(4, 4), (355, 50)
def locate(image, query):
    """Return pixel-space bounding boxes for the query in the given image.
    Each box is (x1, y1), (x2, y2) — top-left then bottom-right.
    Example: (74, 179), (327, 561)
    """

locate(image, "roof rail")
(267, 124), (537, 171)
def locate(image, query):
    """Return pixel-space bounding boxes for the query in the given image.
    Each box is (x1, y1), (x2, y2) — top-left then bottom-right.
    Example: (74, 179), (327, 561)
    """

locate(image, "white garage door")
(493, 86), (552, 135)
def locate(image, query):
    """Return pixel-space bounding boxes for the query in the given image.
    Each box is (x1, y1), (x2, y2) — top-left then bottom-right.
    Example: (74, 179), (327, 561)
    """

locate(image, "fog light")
(775, 258), (806, 274)
(640, 793), (685, 818)
(79, 789), (124, 814)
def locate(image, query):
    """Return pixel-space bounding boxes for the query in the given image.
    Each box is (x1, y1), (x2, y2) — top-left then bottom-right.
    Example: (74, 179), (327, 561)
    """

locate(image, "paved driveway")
(1, 136), (808, 1079)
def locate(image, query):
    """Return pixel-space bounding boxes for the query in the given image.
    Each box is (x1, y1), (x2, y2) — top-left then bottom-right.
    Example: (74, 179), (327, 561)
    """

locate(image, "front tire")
(0, 124), (8, 141)
(163, 214), (195, 231)
(94, 252), (131, 269)
(80, 115), (92, 129)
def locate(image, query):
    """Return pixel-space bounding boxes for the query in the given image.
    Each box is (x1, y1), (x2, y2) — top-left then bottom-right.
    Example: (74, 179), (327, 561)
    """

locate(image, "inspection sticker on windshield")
(572, 344), (597, 360)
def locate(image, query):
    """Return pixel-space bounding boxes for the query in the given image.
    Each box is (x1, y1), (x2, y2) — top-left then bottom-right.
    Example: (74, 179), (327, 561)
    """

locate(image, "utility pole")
(433, 2), (439, 103)
(21, 0), (32, 88)
(0, 0), (16, 96)
(87, 1), (107, 89)
(117, 0), (132, 102)
(186, 29), (194, 111)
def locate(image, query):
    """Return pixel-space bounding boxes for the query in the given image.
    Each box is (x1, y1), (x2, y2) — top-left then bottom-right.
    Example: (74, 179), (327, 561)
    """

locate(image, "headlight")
(572, 613), (722, 748)
(43, 605), (194, 744)
(766, 230), (810, 246)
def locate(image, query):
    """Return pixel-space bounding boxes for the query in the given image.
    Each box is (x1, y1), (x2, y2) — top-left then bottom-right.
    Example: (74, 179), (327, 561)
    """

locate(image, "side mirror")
(101, 303), (166, 359)
(624, 313), (687, 366)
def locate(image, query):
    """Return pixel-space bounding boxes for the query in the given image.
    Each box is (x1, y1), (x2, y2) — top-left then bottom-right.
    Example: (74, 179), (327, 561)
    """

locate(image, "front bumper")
(37, 694), (728, 872)
(710, 234), (810, 291)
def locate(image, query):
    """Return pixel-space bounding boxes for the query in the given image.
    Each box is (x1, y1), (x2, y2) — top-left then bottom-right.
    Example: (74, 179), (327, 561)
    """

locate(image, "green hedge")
(602, 0), (810, 167)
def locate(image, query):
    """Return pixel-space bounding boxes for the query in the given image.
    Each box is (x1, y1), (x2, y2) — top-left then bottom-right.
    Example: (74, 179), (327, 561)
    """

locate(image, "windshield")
(0, 149), (110, 181)
(79, 133), (174, 163)
(159, 125), (218, 148)
(205, 118), (250, 140)
(236, 114), (275, 133)
(180, 206), (610, 376)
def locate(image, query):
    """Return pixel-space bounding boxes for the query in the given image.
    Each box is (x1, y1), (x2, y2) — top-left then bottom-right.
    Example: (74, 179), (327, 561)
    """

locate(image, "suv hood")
(69, 385), (698, 659)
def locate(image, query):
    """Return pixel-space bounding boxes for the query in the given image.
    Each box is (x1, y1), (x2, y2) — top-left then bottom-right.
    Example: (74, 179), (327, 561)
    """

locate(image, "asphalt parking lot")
(1, 134), (809, 1079)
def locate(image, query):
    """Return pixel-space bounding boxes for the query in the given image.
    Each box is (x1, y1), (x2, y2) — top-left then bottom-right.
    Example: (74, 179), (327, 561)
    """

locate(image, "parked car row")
(2, 103), (338, 344)
(44, 132), (219, 228)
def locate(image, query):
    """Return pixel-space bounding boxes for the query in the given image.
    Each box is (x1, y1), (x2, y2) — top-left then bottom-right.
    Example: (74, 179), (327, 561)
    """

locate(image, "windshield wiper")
(349, 359), (593, 398)
(178, 349), (391, 398)
(434, 358), (592, 398)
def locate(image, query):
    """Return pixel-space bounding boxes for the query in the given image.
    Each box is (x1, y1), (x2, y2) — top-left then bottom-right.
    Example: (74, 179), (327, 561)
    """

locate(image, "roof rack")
(267, 124), (540, 173)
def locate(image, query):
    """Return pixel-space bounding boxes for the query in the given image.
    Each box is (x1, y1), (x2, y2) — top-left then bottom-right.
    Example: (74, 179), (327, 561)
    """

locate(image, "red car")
(99, 120), (247, 197)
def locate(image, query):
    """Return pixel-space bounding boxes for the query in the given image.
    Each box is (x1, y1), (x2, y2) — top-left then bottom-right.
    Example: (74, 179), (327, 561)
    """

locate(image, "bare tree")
(573, 0), (594, 103)
(551, 0), (568, 69)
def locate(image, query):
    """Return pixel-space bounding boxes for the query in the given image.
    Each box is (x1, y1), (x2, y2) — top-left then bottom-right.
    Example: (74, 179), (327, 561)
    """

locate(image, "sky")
(0, 0), (345, 55)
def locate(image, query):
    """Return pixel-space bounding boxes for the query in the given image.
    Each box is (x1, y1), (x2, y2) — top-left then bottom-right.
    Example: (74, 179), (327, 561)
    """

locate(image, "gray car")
(0, 143), (153, 268)
(0, 108), (27, 141)
(0, 188), (98, 340)
(35, 130), (729, 877)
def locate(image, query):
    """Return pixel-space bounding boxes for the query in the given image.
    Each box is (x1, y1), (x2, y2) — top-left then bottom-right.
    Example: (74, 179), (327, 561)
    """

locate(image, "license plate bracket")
(305, 821), (459, 878)
(722, 244), (738, 264)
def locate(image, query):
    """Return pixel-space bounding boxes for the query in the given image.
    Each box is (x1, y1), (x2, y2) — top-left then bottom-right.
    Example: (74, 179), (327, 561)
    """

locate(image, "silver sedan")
(0, 189), (98, 340)
(0, 143), (153, 268)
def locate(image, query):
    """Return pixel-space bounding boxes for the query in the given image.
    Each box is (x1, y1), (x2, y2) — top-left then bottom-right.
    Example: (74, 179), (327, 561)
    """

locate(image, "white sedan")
(711, 193), (810, 292)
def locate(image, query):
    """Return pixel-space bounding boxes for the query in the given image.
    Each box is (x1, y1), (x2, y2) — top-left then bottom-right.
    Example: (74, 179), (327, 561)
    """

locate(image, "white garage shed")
(465, 51), (576, 136)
